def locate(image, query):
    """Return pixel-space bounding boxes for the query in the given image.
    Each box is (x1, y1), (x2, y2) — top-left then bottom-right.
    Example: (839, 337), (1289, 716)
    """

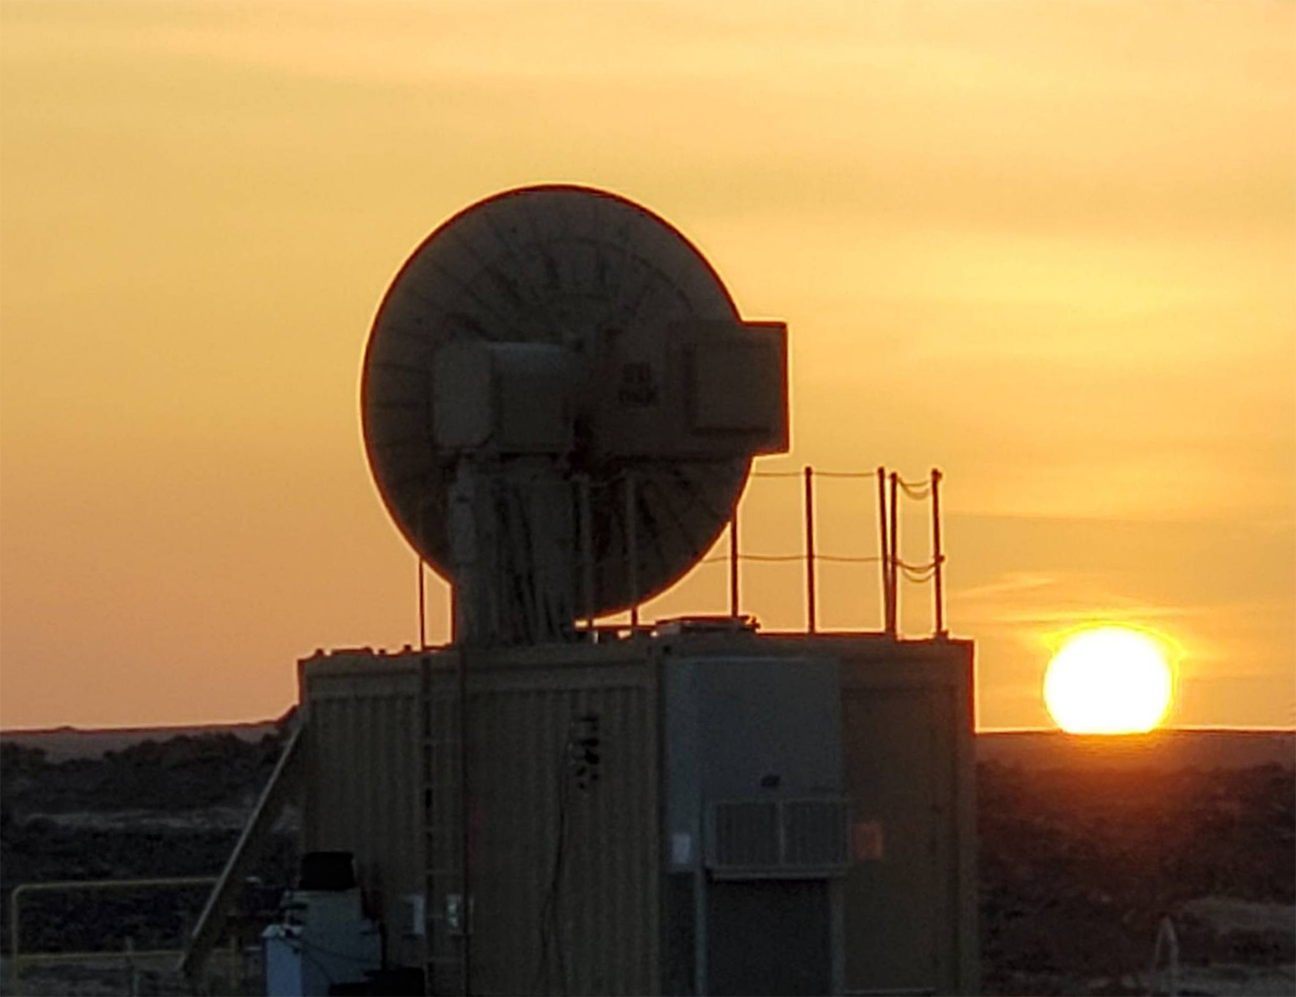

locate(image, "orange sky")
(1, 1), (1292, 730)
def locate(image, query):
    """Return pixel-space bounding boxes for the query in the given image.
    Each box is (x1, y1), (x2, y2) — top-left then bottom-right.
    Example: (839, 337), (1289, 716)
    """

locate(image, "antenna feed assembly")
(361, 185), (788, 644)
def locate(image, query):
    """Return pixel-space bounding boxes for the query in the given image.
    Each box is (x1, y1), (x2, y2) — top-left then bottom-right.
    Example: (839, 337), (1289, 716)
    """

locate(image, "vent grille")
(707, 797), (849, 877)
(783, 799), (849, 866)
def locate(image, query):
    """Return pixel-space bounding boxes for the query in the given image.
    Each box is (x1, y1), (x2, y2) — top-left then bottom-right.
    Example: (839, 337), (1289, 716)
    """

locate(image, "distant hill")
(4, 720), (1291, 768)
(1, 718), (1291, 996)
(978, 727), (1294, 771)
(0, 721), (280, 762)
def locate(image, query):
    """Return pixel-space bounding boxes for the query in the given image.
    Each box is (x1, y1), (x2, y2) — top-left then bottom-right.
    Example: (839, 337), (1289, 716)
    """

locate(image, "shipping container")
(297, 627), (975, 995)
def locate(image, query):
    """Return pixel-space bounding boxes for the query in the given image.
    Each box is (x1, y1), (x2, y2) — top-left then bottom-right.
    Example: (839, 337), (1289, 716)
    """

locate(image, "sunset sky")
(1, 1), (1292, 730)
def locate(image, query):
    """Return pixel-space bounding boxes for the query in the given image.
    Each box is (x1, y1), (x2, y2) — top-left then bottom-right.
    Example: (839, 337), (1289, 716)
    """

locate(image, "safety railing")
(720, 465), (947, 637)
(647, 465), (946, 638)
(7, 876), (244, 996)
(413, 463), (950, 642)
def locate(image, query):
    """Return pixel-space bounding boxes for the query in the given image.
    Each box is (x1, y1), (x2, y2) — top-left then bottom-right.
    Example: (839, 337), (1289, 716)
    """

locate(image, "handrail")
(10, 876), (217, 992)
(179, 718), (305, 981)
(724, 464), (947, 637)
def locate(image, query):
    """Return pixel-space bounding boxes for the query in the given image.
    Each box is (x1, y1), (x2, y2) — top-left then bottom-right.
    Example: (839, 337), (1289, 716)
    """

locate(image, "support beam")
(179, 721), (305, 981)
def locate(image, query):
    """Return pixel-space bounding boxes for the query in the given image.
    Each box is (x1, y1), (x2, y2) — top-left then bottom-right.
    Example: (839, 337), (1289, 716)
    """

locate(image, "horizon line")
(977, 724), (1296, 735)
(2, 720), (1294, 737)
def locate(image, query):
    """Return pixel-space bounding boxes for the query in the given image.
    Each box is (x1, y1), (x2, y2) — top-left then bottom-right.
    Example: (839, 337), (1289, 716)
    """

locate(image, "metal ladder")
(421, 654), (468, 995)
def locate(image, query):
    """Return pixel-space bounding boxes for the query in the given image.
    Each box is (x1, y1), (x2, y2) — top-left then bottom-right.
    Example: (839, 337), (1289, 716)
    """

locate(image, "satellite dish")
(362, 184), (787, 642)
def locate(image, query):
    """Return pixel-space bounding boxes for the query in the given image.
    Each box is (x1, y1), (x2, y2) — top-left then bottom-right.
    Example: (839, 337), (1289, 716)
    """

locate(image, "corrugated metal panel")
(300, 653), (424, 970)
(299, 635), (974, 996)
(835, 641), (977, 997)
(424, 663), (466, 996)
(301, 649), (659, 996)
(782, 798), (850, 869)
(710, 800), (780, 868)
(464, 664), (659, 996)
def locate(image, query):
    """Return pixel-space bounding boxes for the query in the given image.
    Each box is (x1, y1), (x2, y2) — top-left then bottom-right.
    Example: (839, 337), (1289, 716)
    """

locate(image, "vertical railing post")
(418, 558), (427, 650)
(804, 465), (817, 634)
(888, 472), (899, 636)
(729, 507), (740, 618)
(931, 468), (945, 637)
(578, 474), (595, 633)
(876, 467), (889, 633)
(418, 498), (428, 650)
(625, 472), (639, 631)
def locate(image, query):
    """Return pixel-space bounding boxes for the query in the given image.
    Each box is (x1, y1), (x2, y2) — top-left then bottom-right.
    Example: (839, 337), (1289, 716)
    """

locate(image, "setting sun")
(1043, 627), (1174, 734)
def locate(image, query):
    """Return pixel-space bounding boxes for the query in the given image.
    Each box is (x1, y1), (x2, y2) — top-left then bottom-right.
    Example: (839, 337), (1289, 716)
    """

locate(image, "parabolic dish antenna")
(362, 185), (787, 642)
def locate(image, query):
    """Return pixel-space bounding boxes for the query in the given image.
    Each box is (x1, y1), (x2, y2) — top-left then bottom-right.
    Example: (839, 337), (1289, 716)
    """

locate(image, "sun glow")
(1043, 627), (1174, 734)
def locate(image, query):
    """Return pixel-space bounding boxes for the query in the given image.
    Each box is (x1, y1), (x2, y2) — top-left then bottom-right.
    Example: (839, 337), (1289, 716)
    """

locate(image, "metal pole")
(728, 507), (740, 617)
(931, 468), (945, 637)
(125, 936), (138, 997)
(625, 472), (639, 631)
(418, 496), (428, 650)
(458, 644), (471, 996)
(418, 654), (434, 988)
(418, 558), (427, 650)
(579, 474), (595, 632)
(226, 933), (238, 996)
(11, 879), (22, 995)
(888, 472), (899, 636)
(1151, 916), (1180, 997)
(876, 467), (889, 634)
(804, 465), (817, 634)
